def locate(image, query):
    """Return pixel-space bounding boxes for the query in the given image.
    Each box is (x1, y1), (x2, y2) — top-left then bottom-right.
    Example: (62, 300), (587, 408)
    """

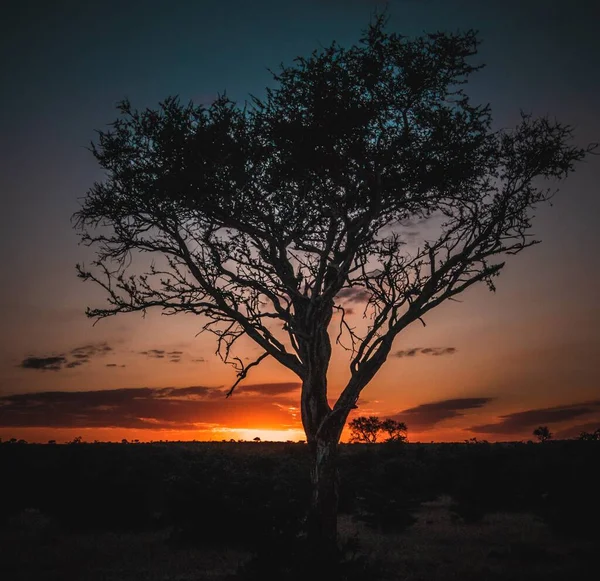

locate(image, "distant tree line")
(2, 424), (599, 446)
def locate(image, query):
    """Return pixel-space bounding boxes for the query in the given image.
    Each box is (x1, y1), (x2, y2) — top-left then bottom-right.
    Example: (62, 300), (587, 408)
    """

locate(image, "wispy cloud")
(19, 342), (113, 371)
(336, 287), (371, 304)
(235, 382), (301, 396)
(19, 356), (67, 371)
(395, 347), (457, 358)
(139, 349), (166, 359)
(390, 397), (494, 429)
(139, 349), (190, 363)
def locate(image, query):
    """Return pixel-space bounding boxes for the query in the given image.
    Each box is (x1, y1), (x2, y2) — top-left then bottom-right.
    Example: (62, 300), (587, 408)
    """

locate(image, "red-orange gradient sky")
(1, 0), (599, 443)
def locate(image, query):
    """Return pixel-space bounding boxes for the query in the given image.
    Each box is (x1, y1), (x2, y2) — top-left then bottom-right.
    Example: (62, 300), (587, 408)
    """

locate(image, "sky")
(1, 0), (599, 443)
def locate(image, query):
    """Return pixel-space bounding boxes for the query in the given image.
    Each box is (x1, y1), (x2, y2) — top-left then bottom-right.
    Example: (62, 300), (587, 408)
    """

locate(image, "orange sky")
(1, 1), (599, 444)
(2, 261), (599, 443)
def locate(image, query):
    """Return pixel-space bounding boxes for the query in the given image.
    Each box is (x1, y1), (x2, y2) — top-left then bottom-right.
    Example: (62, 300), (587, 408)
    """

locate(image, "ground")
(2, 496), (595, 581)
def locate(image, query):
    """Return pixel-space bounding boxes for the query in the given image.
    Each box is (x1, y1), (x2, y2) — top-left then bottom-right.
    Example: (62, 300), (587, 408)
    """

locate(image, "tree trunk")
(307, 436), (340, 567)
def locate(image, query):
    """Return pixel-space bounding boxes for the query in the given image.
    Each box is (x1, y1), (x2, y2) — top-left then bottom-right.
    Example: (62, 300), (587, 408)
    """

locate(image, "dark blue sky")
(1, 0), (599, 442)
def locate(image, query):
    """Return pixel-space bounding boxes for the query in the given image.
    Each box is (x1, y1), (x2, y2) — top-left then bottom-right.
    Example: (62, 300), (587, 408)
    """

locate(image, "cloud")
(390, 397), (494, 429)
(336, 287), (371, 304)
(235, 382), (301, 396)
(139, 349), (166, 359)
(0, 383), (303, 431)
(469, 401), (600, 436)
(70, 343), (112, 359)
(554, 421), (600, 439)
(19, 342), (113, 372)
(395, 347), (457, 358)
(19, 356), (67, 371)
(139, 349), (188, 363)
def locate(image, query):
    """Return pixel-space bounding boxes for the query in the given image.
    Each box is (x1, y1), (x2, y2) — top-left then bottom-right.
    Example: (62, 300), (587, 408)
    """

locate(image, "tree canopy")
(75, 15), (592, 449)
(533, 426), (553, 443)
(349, 416), (407, 443)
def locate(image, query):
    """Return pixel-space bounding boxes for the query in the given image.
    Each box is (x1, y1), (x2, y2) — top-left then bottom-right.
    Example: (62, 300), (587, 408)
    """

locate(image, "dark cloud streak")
(390, 397), (494, 429)
(0, 383), (302, 430)
(19, 342), (113, 371)
(469, 401), (600, 435)
(395, 347), (457, 358)
(19, 356), (67, 371)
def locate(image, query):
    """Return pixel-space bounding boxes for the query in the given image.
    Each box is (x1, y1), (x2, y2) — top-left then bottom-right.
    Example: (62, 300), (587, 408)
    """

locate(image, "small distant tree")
(47, 439), (57, 445)
(349, 416), (407, 442)
(381, 419), (408, 442)
(533, 426), (552, 443)
(253, 436), (262, 442)
(349, 416), (383, 443)
(74, 14), (593, 563)
(578, 428), (600, 441)
(465, 437), (488, 444)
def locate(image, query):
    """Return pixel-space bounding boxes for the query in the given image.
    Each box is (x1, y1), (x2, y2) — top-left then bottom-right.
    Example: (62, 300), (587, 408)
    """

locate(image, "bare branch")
(225, 352), (271, 398)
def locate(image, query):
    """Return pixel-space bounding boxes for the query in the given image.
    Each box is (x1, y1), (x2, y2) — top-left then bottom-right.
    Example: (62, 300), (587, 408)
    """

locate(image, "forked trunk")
(307, 436), (340, 566)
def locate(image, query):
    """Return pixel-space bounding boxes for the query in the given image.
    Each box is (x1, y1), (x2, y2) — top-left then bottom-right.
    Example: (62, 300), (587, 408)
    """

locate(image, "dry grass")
(0, 512), (248, 581)
(339, 495), (597, 580)
(2, 500), (597, 581)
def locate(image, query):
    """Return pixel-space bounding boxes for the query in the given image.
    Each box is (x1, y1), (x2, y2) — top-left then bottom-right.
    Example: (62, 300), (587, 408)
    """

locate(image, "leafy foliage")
(349, 415), (407, 443)
(533, 426), (553, 443)
(577, 428), (600, 441)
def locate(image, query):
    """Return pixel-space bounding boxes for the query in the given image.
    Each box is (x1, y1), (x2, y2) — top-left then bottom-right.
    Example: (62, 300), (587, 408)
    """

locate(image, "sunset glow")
(1, 2), (599, 446)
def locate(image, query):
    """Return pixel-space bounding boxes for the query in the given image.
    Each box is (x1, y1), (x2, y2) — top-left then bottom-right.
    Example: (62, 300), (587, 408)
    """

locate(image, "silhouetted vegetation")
(1, 440), (599, 578)
(349, 416), (407, 443)
(578, 427), (600, 441)
(533, 426), (553, 443)
(1, 440), (598, 537)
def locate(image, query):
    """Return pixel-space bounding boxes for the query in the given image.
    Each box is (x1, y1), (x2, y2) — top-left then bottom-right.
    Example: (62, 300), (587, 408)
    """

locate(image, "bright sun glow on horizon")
(229, 428), (306, 442)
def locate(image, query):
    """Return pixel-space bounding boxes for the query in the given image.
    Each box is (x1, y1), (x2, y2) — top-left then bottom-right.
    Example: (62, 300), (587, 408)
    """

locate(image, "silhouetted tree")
(578, 428), (600, 441)
(349, 416), (382, 443)
(74, 15), (593, 564)
(348, 416), (407, 444)
(348, 416), (406, 443)
(253, 437), (262, 443)
(381, 419), (407, 442)
(465, 437), (488, 444)
(533, 426), (552, 443)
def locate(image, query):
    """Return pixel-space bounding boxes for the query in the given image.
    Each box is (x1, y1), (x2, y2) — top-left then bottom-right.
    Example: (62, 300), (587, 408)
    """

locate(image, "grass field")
(2, 496), (596, 581)
(1, 441), (597, 580)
